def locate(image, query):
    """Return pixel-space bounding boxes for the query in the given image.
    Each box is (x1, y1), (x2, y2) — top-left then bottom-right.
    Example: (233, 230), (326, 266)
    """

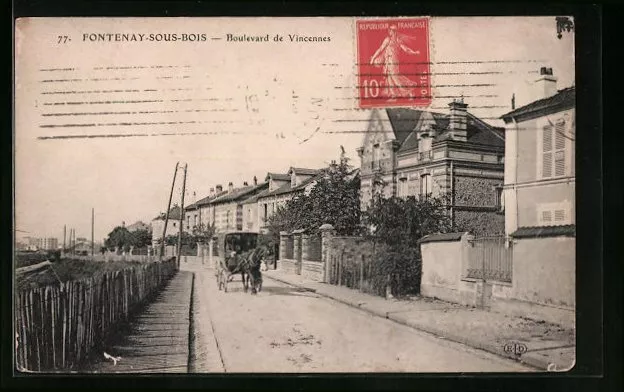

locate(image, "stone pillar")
(319, 224), (335, 283)
(292, 229), (304, 275)
(459, 232), (474, 280)
(302, 233), (311, 261)
(208, 238), (215, 268)
(279, 231), (289, 261)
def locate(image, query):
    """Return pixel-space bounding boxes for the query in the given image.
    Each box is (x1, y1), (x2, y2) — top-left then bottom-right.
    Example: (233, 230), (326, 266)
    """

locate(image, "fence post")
(302, 233), (311, 262)
(292, 229), (304, 275)
(319, 224), (335, 283)
(279, 231), (289, 263)
(208, 238), (214, 268)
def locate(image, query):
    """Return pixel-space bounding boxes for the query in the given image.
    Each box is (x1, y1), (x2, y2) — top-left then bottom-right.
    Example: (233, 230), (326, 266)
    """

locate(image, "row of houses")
(149, 167), (325, 246)
(147, 66), (574, 268)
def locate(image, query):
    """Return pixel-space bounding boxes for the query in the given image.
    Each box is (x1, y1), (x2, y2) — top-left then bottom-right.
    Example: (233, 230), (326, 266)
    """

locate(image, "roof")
(258, 171), (322, 199)
(266, 172), (290, 181)
(385, 108), (505, 154)
(153, 205), (182, 221)
(417, 232), (465, 244)
(195, 190), (228, 207)
(210, 182), (269, 204)
(241, 188), (271, 204)
(289, 167), (320, 176)
(510, 225), (575, 239)
(126, 221), (151, 231)
(501, 86), (575, 122)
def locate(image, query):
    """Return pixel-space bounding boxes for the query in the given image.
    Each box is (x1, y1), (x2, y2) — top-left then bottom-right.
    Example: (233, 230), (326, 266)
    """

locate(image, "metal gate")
(466, 236), (513, 283)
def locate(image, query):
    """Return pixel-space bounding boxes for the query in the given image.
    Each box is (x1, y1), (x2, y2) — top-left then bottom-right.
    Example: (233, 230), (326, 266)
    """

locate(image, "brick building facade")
(357, 100), (506, 236)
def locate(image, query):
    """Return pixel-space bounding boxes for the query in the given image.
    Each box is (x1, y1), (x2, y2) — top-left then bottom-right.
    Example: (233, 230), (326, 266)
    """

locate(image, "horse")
(240, 245), (270, 294)
(217, 251), (251, 293)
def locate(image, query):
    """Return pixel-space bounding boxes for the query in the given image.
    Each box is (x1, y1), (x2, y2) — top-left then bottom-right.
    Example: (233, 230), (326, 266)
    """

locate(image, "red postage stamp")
(356, 18), (431, 108)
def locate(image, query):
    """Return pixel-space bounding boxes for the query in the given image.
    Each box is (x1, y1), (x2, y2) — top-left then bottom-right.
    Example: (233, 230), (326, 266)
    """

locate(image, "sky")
(14, 16), (574, 242)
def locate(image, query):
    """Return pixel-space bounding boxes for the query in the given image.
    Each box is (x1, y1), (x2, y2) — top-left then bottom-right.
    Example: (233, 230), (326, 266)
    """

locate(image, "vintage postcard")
(13, 16), (576, 374)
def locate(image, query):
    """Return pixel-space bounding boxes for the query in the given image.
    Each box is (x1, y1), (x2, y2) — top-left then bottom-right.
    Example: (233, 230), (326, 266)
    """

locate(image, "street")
(184, 263), (533, 373)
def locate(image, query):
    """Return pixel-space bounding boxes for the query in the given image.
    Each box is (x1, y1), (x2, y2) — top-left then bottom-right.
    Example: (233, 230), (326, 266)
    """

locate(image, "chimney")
(253, 175), (258, 185)
(448, 98), (468, 142)
(209, 187), (215, 196)
(228, 182), (234, 193)
(243, 181), (248, 186)
(215, 184), (223, 193)
(534, 67), (557, 100)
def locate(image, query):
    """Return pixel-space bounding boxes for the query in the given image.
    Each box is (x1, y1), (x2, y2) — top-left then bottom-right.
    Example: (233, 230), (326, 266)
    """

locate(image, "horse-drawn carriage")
(214, 231), (270, 294)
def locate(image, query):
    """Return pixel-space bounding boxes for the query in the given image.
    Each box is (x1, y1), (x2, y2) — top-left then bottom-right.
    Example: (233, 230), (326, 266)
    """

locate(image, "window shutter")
(542, 125), (553, 178)
(554, 121), (566, 176)
(541, 210), (552, 223)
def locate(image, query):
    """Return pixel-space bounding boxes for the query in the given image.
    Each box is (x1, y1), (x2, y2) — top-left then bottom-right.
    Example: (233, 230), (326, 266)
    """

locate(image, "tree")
(266, 155), (362, 237)
(104, 226), (132, 251)
(362, 193), (453, 297)
(363, 193), (453, 248)
(129, 229), (152, 249)
(191, 223), (216, 244)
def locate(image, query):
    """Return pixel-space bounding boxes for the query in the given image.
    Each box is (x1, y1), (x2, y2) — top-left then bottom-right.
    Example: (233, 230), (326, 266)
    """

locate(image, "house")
(254, 167), (321, 233)
(151, 205), (183, 246)
(210, 181), (269, 232)
(126, 220), (151, 233)
(357, 99), (506, 235)
(184, 185), (228, 233)
(500, 68), (575, 322)
(185, 179), (269, 235)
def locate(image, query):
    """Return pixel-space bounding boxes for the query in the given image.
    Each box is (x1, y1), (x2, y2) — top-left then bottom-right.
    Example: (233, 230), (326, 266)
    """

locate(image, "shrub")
(370, 245), (422, 297)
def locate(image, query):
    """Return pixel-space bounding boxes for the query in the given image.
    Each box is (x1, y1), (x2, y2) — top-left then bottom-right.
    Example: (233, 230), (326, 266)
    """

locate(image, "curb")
(265, 273), (546, 371)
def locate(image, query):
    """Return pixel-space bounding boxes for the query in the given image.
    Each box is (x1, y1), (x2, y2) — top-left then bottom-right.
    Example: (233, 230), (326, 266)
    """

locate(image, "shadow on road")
(259, 285), (317, 298)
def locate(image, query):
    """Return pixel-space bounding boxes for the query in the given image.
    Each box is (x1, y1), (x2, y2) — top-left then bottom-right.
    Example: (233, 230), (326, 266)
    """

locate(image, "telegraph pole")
(161, 162), (179, 259)
(177, 163), (188, 271)
(91, 208), (95, 258)
(63, 225), (66, 254)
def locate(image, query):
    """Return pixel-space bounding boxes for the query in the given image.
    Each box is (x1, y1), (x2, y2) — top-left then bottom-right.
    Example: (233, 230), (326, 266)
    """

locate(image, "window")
(372, 144), (380, 169)
(398, 177), (408, 198)
(263, 203), (268, 222)
(495, 186), (504, 212)
(420, 174), (432, 199)
(541, 120), (568, 179)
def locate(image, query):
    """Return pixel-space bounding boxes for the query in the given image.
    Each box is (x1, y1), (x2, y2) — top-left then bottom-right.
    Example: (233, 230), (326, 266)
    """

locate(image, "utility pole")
(91, 208), (95, 258)
(63, 225), (66, 254)
(177, 163), (188, 271)
(161, 162), (179, 260)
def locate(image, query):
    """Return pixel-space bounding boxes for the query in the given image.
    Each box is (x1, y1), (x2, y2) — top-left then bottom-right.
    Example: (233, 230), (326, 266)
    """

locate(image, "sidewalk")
(80, 270), (194, 373)
(264, 269), (575, 371)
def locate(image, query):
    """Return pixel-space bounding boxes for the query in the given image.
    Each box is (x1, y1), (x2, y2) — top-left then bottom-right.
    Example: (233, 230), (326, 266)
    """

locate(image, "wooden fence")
(14, 259), (177, 371)
(328, 251), (380, 296)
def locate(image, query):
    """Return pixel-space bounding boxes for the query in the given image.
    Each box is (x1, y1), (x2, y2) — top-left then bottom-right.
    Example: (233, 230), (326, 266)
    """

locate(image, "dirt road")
(185, 263), (532, 373)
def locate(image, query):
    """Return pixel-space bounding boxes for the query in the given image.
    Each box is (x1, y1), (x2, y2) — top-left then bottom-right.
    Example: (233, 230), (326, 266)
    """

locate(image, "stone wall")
(420, 232), (575, 327)
(454, 210), (505, 236)
(301, 260), (324, 282)
(454, 176), (500, 207)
